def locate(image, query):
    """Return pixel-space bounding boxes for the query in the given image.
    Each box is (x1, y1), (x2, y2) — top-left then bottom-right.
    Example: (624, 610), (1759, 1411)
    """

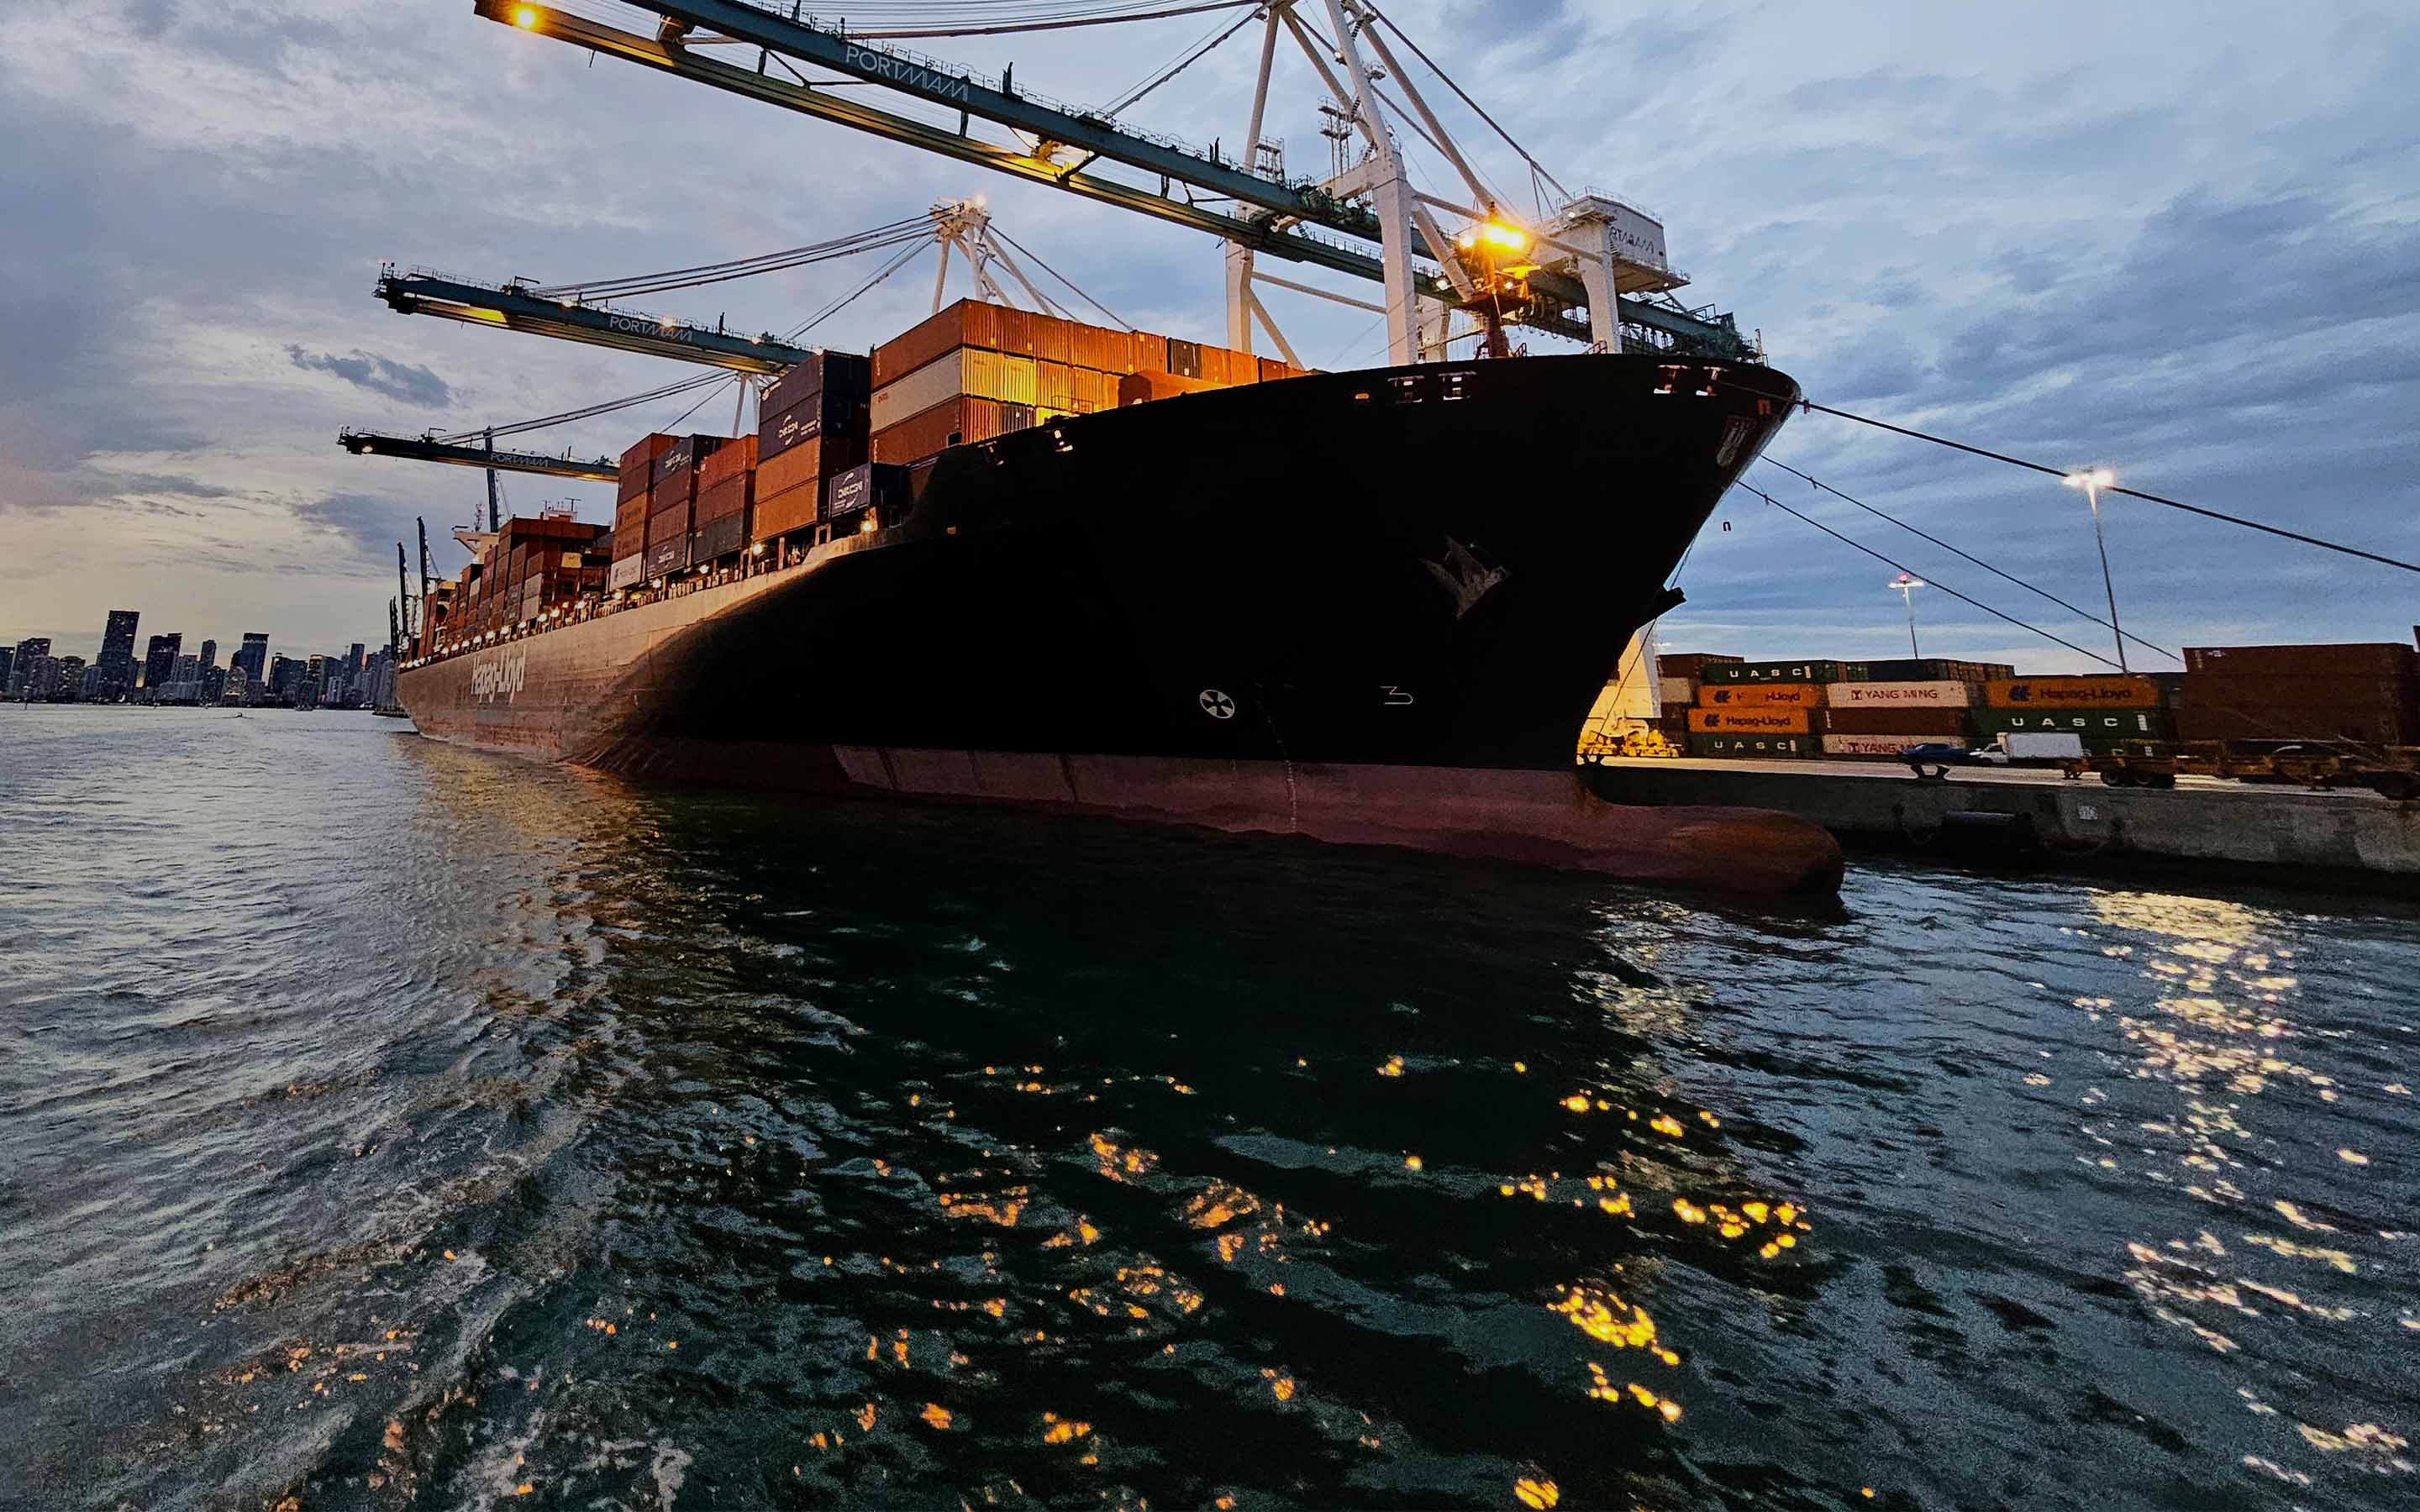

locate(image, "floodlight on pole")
(2062, 468), (2128, 673)
(1888, 572), (1925, 658)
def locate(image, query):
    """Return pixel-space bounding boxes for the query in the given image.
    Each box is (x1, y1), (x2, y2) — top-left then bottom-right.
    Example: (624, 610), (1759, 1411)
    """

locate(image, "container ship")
(394, 298), (1842, 893)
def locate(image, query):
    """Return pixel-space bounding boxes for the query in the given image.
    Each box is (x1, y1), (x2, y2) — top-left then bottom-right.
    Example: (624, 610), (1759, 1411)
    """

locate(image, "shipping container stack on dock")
(436, 516), (611, 648)
(1976, 675), (2170, 754)
(2174, 643), (2420, 748)
(1675, 657), (2022, 759)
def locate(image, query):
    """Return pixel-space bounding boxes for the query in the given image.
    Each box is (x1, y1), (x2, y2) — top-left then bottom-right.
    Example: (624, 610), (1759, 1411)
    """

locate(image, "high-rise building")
(198, 638), (218, 670)
(200, 665), (227, 703)
(142, 633), (182, 695)
(79, 664), (106, 701)
(267, 654), (301, 699)
(222, 664), (249, 704)
(345, 643), (366, 687)
(0, 646), (14, 697)
(51, 657), (85, 700)
(234, 633), (270, 686)
(8, 638), (51, 699)
(97, 610), (139, 701)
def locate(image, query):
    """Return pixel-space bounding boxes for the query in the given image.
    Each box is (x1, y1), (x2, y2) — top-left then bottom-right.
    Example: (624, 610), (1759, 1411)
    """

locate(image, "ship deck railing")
(408, 547), (817, 669)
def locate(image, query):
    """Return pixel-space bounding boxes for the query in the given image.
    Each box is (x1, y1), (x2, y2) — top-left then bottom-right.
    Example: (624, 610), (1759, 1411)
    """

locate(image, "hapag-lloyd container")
(1984, 676), (2164, 709)
(608, 554), (644, 591)
(1686, 706), (1812, 734)
(1825, 680), (1974, 708)
(1697, 683), (1819, 708)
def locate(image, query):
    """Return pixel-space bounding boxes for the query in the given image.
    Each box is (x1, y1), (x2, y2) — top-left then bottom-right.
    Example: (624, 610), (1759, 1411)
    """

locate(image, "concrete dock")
(1584, 757), (2420, 879)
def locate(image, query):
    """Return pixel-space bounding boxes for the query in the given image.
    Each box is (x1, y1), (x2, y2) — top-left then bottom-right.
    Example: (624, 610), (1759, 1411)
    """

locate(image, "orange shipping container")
(614, 494), (649, 542)
(874, 299), (1007, 385)
(1034, 313), (1072, 365)
(753, 479), (820, 543)
(997, 307), (1038, 358)
(1686, 707), (1812, 734)
(1696, 683), (1821, 709)
(1258, 355), (1289, 383)
(873, 396), (1008, 465)
(1070, 322), (1110, 372)
(756, 434), (852, 501)
(1037, 360), (1076, 412)
(1983, 676), (2164, 709)
(1118, 370), (1222, 407)
(699, 433), (756, 489)
(1199, 346), (1234, 386)
(1130, 333), (1170, 375)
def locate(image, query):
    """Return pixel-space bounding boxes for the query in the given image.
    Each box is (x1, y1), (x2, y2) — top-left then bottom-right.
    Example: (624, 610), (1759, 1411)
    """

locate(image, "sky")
(2, 0), (2414, 670)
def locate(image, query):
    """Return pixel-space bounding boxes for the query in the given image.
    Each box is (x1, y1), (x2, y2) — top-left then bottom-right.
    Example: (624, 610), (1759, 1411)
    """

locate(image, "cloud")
(286, 346), (454, 407)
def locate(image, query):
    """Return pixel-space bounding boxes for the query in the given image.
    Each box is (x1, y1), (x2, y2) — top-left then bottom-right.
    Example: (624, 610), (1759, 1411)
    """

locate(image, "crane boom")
(473, 2), (1751, 358)
(340, 428), (618, 481)
(377, 269), (814, 373)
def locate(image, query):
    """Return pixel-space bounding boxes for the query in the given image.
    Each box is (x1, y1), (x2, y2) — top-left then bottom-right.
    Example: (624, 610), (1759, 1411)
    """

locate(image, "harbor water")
(1, 706), (2412, 1510)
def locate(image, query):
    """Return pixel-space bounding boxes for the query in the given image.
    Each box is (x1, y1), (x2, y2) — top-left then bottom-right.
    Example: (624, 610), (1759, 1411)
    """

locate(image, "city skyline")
(6, 602), (392, 709)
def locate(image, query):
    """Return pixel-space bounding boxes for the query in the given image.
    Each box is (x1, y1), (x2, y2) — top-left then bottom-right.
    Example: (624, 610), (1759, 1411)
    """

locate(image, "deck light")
(513, 6), (539, 28)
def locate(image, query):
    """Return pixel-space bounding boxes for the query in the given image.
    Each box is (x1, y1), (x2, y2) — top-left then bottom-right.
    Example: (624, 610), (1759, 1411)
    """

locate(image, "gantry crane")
(473, 0), (1752, 365)
(339, 428), (618, 482)
(376, 267), (818, 374)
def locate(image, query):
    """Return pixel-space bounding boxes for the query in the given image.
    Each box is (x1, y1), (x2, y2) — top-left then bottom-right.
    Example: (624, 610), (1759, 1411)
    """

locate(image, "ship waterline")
(400, 354), (1843, 891)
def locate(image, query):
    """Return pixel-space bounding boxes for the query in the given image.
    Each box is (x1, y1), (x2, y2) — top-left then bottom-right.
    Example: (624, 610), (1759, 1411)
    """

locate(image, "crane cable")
(1757, 457), (2182, 664)
(1743, 483), (2128, 671)
(525, 217), (931, 301)
(1782, 396), (2420, 576)
(984, 225), (1134, 329)
(842, 0), (1255, 40)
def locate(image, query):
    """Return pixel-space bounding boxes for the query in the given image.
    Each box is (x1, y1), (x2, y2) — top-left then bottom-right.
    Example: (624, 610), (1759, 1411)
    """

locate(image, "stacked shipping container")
(866, 299), (1308, 473)
(2175, 643), (2420, 746)
(755, 353), (872, 548)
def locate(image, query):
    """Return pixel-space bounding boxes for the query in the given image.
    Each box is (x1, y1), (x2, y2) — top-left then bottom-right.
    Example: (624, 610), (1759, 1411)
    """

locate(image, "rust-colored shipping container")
(873, 299), (1007, 385)
(1070, 322), (1110, 372)
(700, 433), (757, 490)
(996, 307), (1038, 358)
(2173, 675), (2420, 744)
(1198, 345), (1234, 386)
(2184, 643), (2419, 679)
(646, 503), (691, 549)
(1823, 706), (1970, 737)
(755, 433), (866, 501)
(1118, 370), (1223, 407)
(753, 480), (820, 543)
(695, 471), (752, 524)
(1130, 332), (1170, 375)
(618, 433), (673, 502)
(1258, 355), (1289, 384)
(614, 495), (650, 542)
(872, 396), (1009, 465)
(1034, 312), (1071, 365)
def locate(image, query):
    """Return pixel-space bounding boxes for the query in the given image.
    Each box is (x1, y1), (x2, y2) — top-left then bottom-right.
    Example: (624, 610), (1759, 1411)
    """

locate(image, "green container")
(1973, 706), (2173, 739)
(1705, 660), (1851, 685)
(1688, 732), (1818, 758)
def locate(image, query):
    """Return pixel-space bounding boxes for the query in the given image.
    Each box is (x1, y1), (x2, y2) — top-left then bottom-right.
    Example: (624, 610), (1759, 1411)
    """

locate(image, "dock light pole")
(1889, 572), (1924, 657)
(2062, 468), (2128, 673)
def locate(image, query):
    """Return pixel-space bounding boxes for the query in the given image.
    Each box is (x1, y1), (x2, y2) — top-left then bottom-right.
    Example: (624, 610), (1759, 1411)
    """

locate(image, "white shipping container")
(2001, 732), (2086, 759)
(1823, 733), (1966, 757)
(871, 349), (1039, 431)
(609, 554), (644, 591)
(1658, 675), (1695, 706)
(1824, 680), (1973, 708)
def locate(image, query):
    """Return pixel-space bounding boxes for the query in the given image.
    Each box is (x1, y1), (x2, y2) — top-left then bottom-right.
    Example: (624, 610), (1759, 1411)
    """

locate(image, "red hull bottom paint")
(827, 748), (1845, 894)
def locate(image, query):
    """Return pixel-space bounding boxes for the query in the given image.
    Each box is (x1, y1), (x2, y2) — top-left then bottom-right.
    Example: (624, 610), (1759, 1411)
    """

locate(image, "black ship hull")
(400, 354), (1843, 891)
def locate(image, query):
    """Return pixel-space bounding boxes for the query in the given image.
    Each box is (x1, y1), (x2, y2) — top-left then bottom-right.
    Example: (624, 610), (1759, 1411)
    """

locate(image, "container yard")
(1588, 637), (2420, 879)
